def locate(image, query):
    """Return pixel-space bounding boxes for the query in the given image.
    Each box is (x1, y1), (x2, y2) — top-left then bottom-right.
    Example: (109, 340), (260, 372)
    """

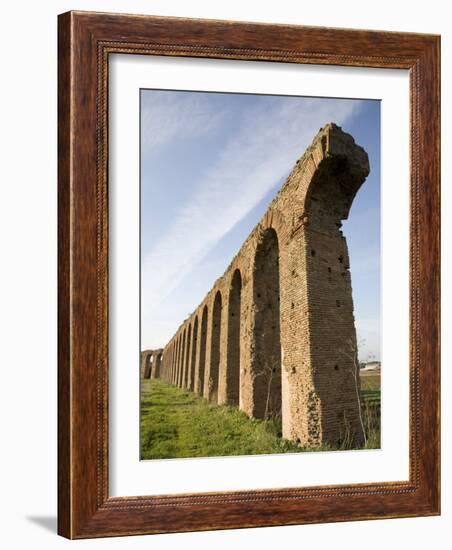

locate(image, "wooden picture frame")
(58, 10), (440, 539)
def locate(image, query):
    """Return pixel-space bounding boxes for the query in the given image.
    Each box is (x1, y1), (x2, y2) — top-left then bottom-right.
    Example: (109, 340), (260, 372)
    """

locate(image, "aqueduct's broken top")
(142, 123), (370, 449)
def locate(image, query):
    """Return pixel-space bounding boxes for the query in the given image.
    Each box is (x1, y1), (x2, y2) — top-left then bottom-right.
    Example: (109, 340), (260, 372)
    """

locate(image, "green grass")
(360, 372), (380, 390)
(360, 371), (381, 449)
(140, 379), (304, 459)
(140, 374), (381, 459)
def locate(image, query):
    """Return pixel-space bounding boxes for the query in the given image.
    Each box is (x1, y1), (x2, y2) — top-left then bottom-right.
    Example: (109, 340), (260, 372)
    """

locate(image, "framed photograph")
(58, 11), (440, 538)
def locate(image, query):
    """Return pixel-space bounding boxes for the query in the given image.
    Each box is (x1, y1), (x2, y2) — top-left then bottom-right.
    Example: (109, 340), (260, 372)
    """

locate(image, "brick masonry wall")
(149, 123), (370, 448)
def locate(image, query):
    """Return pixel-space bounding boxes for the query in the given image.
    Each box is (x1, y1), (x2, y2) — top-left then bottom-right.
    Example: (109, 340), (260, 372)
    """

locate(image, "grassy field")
(140, 372), (381, 460)
(140, 379), (303, 459)
(359, 371), (381, 449)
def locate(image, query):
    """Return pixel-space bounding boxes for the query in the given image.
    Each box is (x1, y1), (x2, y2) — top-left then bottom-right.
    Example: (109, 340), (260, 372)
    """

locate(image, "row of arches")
(152, 124), (371, 448)
(164, 288), (228, 404)
(159, 228), (283, 424)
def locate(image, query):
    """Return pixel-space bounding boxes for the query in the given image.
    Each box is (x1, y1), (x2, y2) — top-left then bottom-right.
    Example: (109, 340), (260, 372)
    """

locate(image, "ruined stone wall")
(155, 124), (370, 448)
(141, 349), (163, 379)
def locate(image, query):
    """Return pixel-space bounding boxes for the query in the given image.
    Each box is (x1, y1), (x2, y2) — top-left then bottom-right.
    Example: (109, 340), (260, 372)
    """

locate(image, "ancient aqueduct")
(141, 123), (370, 448)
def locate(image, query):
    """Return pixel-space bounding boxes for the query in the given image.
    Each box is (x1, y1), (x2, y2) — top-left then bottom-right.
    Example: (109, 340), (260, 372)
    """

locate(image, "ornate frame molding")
(58, 11), (440, 538)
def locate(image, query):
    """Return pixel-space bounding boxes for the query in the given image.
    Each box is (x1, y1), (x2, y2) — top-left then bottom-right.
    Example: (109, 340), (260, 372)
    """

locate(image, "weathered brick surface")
(152, 124), (369, 448)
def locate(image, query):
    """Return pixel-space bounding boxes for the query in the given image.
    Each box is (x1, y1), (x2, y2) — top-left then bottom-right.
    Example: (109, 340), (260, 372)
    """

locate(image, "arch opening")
(209, 292), (222, 403)
(144, 353), (152, 379)
(155, 352), (162, 378)
(171, 344), (174, 383)
(190, 317), (198, 390)
(198, 306), (208, 395)
(227, 270), (242, 405)
(179, 330), (186, 387)
(173, 340), (177, 384)
(173, 342), (177, 383)
(184, 325), (192, 388)
(176, 336), (182, 385)
(253, 228), (282, 424)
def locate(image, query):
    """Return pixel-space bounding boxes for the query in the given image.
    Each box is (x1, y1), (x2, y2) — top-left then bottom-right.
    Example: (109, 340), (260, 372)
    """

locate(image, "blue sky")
(140, 90), (380, 361)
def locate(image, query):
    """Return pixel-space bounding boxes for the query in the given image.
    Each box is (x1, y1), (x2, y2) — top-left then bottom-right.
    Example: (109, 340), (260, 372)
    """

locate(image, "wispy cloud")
(141, 91), (226, 151)
(141, 95), (364, 346)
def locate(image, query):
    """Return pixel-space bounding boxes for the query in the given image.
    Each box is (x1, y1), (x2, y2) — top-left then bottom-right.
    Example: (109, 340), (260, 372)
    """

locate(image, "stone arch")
(179, 332), (184, 387)
(197, 305), (208, 395)
(173, 340), (177, 383)
(172, 341), (176, 383)
(184, 324), (192, 388)
(179, 330), (184, 387)
(179, 329), (186, 387)
(166, 345), (170, 382)
(225, 269), (242, 405)
(252, 228), (282, 422)
(207, 291), (222, 403)
(261, 208), (288, 245)
(303, 151), (364, 232)
(189, 316), (198, 390)
(172, 339), (176, 384)
(176, 334), (182, 385)
(169, 342), (173, 383)
(152, 351), (162, 378)
(142, 352), (152, 379)
(171, 335), (179, 384)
